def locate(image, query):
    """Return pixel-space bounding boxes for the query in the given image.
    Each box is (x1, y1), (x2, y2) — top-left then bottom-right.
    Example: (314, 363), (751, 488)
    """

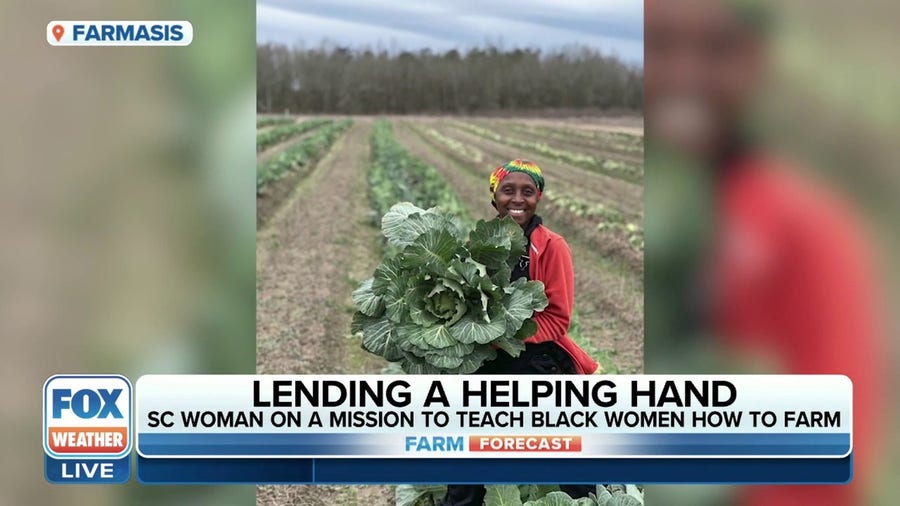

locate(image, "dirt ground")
(520, 116), (644, 136)
(257, 123), (323, 167)
(256, 126), (340, 229)
(256, 118), (394, 505)
(474, 119), (644, 166)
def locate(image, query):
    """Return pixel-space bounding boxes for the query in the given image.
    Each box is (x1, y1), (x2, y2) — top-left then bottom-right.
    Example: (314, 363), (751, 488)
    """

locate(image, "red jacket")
(710, 155), (885, 506)
(524, 224), (599, 375)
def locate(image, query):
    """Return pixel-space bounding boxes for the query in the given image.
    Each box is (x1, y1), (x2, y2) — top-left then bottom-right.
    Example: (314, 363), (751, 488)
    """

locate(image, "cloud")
(257, 0), (643, 64)
(257, 4), (452, 49)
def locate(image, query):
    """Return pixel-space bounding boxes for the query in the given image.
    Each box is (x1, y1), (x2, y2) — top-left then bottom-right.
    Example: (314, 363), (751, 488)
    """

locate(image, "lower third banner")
(134, 374), (853, 484)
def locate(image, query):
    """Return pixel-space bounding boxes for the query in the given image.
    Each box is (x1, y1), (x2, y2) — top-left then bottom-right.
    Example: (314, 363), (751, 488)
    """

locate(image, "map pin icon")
(52, 24), (64, 42)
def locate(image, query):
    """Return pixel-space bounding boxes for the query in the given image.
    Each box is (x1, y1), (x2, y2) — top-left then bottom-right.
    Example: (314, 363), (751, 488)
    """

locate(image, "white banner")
(135, 375), (852, 459)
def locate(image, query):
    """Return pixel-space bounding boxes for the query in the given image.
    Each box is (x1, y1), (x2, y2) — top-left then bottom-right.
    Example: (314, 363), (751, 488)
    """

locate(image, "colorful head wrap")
(489, 159), (545, 201)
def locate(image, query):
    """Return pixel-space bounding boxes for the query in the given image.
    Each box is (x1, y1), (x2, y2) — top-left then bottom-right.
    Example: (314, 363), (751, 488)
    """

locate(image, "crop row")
(257, 116), (296, 129)
(453, 121), (643, 183)
(515, 122), (643, 149)
(543, 190), (643, 251)
(369, 120), (469, 223)
(505, 123), (643, 156)
(257, 118), (332, 152)
(256, 119), (352, 192)
(425, 128), (485, 163)
(396, 483), (642, 506)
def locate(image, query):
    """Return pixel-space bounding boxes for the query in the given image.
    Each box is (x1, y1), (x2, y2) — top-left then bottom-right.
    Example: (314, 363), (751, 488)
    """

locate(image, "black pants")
(441, 342), (595, 506)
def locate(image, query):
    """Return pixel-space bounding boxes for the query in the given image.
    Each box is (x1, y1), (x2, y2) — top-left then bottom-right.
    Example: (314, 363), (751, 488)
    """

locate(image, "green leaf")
(448, 346), (497, 374)
(350, 311), (372, 335)
(484, 485), (523, 506)
(468, 216), (528, 267)
(449, 315), (507, 344)
(607, 495), (641, 506)
(437, 341), (476, 358)
(381, 202), (434, 247)
(379, 268), (417, 324)
(351, 278), (384, 317)
(504, 218), (529, 262)
(384, 297), (409, 323)
(493, 288), (539, 336)
(524, 491), (575, 506)
(372, 256), (403, 294)
(475, 290), (491, 321)
(394, 484), (447, 506)
(521, 280), (549, 312)
(469, 219), (515, 268)
(490, 262), (513, 286)
(494, 336), (526, 357)
(594, 487), (613, 506)
(398, 337), (430, 357)
(402, 228), (461, 270)
(513, 318), (539, 340)
(406, 285), (441, 326)
(359, 316), (402, 361)
(402, 355), (442, 374)
(401, 323), (457, 350)
(623, 485), (643, 504)
(526, 485), (561, 501)
(450, 257), (488, 286)
(423, 351), (464, 369)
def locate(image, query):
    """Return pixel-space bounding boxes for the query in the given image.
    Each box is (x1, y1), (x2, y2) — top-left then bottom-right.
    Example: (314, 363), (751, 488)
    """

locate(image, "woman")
(441, 159), (599, 506)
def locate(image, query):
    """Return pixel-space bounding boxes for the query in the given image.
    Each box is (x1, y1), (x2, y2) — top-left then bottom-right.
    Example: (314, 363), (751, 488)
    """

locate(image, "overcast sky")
(257, 0), (643, 65)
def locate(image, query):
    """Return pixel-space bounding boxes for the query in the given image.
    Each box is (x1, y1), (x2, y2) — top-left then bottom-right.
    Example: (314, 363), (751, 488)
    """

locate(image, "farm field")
(255, 115), (643, 506)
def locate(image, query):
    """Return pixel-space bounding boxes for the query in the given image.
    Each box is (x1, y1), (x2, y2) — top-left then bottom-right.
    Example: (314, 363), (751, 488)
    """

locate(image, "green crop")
(256, 118), (332, 152)
(368, 120), (469, 224)
(351, 202), (548, 374)
(453, 122), (642, 184)
(256, 116), (296, 129)
(395, 484), (644, 506)
(256, 119), (351, 192)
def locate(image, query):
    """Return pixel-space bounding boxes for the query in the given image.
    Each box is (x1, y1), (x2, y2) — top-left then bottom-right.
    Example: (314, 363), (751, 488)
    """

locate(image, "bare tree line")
(258, 43), (642, 114)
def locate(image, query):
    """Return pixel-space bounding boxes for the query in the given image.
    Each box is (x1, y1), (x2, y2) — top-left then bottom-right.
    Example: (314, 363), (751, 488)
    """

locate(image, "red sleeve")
(741, 204), (885, 506)
(525, 237), (575, 344)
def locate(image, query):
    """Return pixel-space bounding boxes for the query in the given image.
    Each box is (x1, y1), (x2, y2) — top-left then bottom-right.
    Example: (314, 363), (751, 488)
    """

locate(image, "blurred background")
(644, 0), (898, 505)
(2, 0), (897, 505)
(0, 1), (256, 505)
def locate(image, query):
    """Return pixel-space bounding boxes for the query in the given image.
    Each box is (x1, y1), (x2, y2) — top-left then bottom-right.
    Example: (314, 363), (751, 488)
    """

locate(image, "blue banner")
(137, 455), (852, 484)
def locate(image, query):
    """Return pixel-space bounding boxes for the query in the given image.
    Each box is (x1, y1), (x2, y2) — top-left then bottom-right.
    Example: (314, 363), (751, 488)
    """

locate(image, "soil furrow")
(257, 119), (382, 374)
(256, 117), (393, 505)
(257, 120), (328, 166)
(476, 119), (644, 165)
(514, 117), (644, 136)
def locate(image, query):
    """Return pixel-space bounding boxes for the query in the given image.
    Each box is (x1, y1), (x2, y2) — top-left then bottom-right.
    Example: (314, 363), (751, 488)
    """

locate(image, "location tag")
(52, 25), (64, 42)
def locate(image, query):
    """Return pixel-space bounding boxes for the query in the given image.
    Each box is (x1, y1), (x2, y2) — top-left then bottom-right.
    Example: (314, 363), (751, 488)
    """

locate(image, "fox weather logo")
(43, 374), (133, 483)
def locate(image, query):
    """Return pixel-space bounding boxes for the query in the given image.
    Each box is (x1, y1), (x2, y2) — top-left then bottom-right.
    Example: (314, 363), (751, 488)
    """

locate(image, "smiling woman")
(481, 159), (597, 375)
(441, 161), (600, 506)
(490, 159), (544, 227)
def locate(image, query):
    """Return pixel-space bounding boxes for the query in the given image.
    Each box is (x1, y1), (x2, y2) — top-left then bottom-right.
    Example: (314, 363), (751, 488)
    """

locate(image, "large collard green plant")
(395, 484), (644, 506)
(352, 202), (548, 373)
